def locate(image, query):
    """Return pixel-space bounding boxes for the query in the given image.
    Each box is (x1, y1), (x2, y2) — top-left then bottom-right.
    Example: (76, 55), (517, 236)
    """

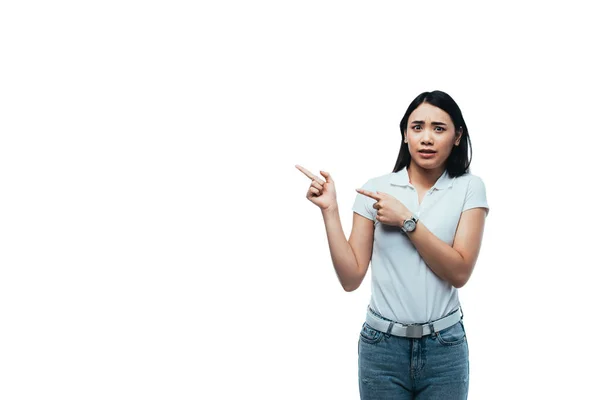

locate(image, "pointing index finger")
(355, 188), (381, 200)
(295, 164), (321, 182)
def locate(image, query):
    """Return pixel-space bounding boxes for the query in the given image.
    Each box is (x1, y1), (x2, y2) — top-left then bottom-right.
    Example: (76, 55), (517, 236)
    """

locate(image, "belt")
(365, 306), (463, 339)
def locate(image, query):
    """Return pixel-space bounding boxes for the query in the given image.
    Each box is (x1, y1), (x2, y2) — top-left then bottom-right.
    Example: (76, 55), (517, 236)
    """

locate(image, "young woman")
(296, 90), (489, 399)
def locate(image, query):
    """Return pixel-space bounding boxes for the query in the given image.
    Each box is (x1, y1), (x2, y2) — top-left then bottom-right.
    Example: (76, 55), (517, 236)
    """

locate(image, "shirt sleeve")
(352, 179), (377, 221)
(462, 175), (489, 217)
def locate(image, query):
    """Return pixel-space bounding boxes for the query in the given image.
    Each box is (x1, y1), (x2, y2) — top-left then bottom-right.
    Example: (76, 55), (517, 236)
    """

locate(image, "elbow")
(453, 279), (466, 289)
(453, 267), (472, 289)
(342, 263), (364, 292)
(343, 283), (358, 292)
(343, 276), (362, 292)
(344, 271), (367, 292)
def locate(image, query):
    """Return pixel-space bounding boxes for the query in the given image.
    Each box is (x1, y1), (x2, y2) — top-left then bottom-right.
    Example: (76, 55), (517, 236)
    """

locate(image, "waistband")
(365, 305), (463, 339)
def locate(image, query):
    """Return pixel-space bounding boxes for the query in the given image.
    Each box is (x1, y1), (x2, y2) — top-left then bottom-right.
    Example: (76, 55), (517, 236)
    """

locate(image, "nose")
(421, 128), (434, 143)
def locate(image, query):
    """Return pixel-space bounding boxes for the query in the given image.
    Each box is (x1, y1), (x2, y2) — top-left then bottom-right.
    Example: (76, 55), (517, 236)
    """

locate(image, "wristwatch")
(400, 215), (419, 233)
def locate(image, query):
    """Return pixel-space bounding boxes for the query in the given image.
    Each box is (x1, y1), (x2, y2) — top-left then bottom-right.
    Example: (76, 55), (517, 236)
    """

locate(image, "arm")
(403, 207), (487, 288)
(321, 206), (366, 292)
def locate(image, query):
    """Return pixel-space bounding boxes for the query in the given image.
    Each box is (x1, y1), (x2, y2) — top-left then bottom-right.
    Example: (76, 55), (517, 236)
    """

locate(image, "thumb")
(320, 170), (332, 182)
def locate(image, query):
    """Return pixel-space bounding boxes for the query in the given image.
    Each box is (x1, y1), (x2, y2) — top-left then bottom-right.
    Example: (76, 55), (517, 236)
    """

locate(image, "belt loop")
(428, 322), (436, 337)
(385, 321), (394, 335)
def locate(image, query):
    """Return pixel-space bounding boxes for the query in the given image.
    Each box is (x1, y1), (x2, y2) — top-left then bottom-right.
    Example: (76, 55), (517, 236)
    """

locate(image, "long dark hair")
(392, 90), (472, 178)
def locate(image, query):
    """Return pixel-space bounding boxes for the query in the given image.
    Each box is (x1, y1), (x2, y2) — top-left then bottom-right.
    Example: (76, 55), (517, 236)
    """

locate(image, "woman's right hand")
(295, 164), (338, 212)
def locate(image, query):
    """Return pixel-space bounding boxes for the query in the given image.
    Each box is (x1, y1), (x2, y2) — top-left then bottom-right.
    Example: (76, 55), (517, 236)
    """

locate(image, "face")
(404, 102), (462, 170)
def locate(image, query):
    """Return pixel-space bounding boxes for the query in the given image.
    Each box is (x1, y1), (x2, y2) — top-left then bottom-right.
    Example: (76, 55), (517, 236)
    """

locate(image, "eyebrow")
(410, 120), (447, 126)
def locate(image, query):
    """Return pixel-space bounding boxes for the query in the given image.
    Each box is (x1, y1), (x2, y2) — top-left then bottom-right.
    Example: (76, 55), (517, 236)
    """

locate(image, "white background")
(1, 1), (599, 399)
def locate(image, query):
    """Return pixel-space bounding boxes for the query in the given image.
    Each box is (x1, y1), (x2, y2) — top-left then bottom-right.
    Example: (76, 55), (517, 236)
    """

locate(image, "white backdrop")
(1, 1), (599, 399)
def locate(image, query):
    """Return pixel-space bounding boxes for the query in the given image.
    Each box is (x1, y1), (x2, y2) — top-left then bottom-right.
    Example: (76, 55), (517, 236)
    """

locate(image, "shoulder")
(359, 173), (394, 189)
(452, 171), (486, 190)
(373, 172), (395, 186)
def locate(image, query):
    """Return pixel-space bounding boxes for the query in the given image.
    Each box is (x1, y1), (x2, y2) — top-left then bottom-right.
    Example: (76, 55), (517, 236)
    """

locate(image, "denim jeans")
(358, 307), (469, 399)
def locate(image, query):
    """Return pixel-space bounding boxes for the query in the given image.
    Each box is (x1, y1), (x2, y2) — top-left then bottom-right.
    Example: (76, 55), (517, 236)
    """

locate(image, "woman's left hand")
(356, 188), (412, 227)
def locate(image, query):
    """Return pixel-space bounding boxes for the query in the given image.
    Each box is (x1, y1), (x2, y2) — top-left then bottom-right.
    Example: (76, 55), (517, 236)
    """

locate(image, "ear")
(456, 126), (463, 144)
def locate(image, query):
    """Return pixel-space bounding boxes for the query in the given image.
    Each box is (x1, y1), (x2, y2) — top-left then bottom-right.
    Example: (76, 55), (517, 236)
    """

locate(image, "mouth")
(418, 151), (437, 158)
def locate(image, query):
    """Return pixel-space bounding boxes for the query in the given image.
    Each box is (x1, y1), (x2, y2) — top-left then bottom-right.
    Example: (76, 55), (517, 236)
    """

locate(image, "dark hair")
(392, 90), (472, 178)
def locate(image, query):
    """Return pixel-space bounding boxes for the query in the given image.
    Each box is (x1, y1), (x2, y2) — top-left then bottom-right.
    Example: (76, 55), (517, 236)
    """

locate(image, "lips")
(419, 150), (436, 153)
(418, 150), (437, 158)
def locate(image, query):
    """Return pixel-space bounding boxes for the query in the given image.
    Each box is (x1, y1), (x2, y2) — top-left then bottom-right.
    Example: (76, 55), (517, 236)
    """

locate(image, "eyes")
(411, 125), (445, 132)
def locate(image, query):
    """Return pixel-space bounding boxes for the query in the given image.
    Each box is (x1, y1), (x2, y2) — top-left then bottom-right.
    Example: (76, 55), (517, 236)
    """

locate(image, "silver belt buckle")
(405, 324), (423, 338)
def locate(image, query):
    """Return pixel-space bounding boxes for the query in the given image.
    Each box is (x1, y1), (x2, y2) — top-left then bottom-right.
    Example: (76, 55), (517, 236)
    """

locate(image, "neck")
(407, 162), (445, 188)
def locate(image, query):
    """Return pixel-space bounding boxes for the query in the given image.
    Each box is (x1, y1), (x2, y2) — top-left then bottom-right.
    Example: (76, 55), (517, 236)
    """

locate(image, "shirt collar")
(389, 168), (454, 191)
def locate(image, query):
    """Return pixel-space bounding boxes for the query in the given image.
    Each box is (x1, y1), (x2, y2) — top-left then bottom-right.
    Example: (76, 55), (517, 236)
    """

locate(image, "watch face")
(405, 220), (416, 231)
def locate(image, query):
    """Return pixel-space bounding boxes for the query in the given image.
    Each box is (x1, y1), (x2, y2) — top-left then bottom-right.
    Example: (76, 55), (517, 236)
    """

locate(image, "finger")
(320, 170), (332, 182)
(355, 188), (381, 200)
(296, 164), (318, 180)
(309, 186), (321, 196)
(296, 165), (325, 184)
(311, 181), (323, 191)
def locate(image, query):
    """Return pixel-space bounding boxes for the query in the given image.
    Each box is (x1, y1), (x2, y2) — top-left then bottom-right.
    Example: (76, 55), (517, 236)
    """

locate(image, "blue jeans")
(358, 307), (469, 399)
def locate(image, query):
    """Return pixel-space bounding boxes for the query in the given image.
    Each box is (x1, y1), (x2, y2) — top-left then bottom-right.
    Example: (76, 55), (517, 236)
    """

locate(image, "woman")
(296, 90), (489, 399)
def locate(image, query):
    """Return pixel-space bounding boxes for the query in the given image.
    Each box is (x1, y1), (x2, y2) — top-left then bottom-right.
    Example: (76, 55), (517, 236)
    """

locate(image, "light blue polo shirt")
(352, 167), (489, 324)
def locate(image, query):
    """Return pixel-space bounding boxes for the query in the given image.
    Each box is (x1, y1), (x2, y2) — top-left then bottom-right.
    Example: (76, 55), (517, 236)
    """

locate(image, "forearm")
(321, 206), (359, 291)
(405, 219), (466, 288)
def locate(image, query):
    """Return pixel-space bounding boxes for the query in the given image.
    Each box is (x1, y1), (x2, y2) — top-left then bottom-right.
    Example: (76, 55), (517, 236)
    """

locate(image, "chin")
(413, 161), (444, 171)
(413, 160), (437, 168)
